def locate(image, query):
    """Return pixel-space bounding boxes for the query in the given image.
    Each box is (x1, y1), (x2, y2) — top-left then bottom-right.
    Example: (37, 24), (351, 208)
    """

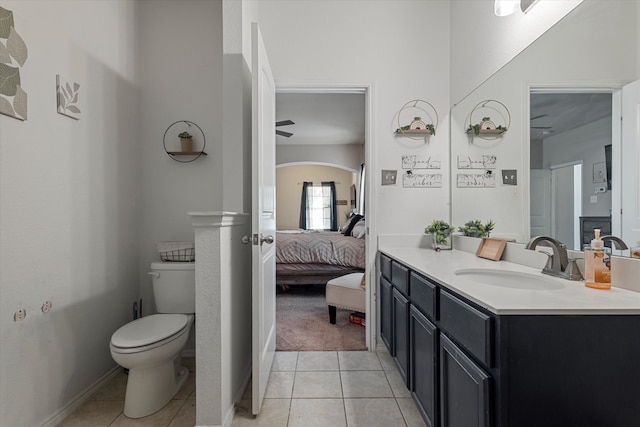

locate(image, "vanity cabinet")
(378, 250), (640, 427)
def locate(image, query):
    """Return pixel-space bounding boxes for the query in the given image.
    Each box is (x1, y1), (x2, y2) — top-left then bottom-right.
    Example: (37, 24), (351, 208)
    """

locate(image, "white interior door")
(622, 79), (640, 246)
(552, 165), (575, 249)
(251, 22), (277, 416)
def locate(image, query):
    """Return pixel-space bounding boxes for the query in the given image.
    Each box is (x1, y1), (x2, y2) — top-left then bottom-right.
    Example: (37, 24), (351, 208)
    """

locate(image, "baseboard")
(40, 365), (122, 427)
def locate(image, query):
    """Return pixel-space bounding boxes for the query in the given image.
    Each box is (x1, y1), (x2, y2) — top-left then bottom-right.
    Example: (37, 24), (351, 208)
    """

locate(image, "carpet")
(276, 285), (367, 351)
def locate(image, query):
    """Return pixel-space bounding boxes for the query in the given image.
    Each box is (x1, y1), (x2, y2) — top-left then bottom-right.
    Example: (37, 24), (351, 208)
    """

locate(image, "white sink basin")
(454, 268), (566, 290)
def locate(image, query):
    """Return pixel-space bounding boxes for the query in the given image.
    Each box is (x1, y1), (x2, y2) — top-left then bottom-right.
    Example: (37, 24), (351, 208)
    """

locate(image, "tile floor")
(57, 350), (426, 427)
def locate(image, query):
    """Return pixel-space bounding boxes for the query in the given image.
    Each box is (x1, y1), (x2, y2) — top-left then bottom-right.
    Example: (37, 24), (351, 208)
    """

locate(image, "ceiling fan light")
(494, 0), (518, 17)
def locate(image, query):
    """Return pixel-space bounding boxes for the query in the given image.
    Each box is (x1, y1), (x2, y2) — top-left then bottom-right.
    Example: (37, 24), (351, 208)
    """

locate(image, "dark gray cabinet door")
(440, 334), (490, 427)
(410, 306), (438, 427)
(380, 275), (393, 353)
(392, 288), (410, 386)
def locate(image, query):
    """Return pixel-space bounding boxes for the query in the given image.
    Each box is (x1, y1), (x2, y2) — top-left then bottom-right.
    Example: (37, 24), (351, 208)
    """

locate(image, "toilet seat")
(111, 314), (189, 353)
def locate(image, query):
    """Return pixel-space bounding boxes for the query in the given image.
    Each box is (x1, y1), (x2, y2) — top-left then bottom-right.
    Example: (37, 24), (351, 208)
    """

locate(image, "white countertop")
(380, 247), (640, 315)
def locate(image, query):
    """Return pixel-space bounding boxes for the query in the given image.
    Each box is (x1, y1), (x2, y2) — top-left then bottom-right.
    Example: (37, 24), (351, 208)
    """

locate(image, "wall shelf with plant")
(465, 99), (510, 140)
(395, 99), (439, 140)
(163, 120), (207, 162)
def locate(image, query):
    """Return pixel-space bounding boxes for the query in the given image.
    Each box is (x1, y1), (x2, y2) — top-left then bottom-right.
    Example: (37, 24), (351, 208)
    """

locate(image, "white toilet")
(110, 262), (195, 418)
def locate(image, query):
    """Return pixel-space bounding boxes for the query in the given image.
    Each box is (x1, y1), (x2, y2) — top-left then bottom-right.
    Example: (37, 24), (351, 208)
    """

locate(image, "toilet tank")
(150, 262), (195, 313)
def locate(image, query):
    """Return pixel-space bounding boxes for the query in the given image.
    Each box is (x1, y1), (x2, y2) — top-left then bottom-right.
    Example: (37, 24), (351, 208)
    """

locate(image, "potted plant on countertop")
(425, 219), (452, 251)
(458, 219), (495, 238)
(179, 131), (193, 152)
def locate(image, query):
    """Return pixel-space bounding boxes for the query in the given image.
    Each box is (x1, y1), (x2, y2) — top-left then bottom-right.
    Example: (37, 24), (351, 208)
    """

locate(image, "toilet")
(110, 262), (195, 418)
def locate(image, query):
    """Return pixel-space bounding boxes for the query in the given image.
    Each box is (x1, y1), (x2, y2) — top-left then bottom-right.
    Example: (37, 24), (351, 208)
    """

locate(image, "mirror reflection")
(450, 1), (638, 254)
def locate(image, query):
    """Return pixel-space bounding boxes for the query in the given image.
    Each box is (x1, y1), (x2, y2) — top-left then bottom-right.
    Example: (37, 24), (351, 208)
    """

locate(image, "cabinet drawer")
(391, 261), (410, 296)
(439, 290), (493, 367)
(410, 272), (437, 321)
(380, 253), (392, 281)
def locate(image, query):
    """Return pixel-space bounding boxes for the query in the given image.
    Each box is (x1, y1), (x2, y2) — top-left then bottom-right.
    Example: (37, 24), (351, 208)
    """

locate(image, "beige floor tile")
(376, 349), (396, 371)
(296, 351), (339, 371)
(338, 351), (382, 371)
(288, 399), (346, 427)
(173, 372), (196, 400)
(169, 399), (196, 427)
(91, 372), (128, 401)
(264, 371), (295, 399)
(344, 398), (406, 427)
(109, 400), (184, 426)
(292, 371), (343, 398)
(385, 369), (411, 398)
(56, 400), (123, 427)
(231, 398), (290, 427)
(341, 371), (393, 398)
(396, 397), (427, 427)
(273, 351), (298, 371)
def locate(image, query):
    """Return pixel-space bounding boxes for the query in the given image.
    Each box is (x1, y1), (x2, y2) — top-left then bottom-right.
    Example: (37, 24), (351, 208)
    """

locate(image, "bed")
(275, 229), (365, 286)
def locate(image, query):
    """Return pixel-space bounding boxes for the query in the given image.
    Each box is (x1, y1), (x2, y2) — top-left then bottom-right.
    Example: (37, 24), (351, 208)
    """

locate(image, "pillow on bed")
(351, 219), (366, 239)
(342, 214), (364, 236)
(360, 274), (366, 289)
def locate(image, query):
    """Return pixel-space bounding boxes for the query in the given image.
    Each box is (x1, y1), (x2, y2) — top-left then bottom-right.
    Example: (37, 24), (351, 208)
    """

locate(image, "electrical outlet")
(41, 301), (52, 313)
(14, 308), (26, 322)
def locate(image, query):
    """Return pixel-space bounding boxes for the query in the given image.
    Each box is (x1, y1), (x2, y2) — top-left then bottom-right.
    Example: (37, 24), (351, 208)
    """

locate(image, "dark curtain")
(299, 181), (311, 229)
(323, 181), (338, 231)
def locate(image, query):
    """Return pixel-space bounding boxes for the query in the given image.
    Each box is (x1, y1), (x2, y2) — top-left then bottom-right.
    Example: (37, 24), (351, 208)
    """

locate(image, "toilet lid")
(111, 314), (188, 348)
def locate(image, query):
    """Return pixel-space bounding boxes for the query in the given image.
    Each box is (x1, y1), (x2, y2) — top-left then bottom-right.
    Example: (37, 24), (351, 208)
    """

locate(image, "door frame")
(524, 84), (623, 243)
(275, 82), (376, 350)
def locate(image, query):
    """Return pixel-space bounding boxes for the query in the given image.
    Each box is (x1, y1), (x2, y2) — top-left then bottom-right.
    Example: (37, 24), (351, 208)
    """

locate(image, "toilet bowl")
(109, 261), (195, 418)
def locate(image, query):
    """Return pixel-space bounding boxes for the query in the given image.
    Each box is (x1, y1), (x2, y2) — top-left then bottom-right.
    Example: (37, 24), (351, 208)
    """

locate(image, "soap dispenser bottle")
(583, 228), (611, 290)
(631, 241), (640, 259)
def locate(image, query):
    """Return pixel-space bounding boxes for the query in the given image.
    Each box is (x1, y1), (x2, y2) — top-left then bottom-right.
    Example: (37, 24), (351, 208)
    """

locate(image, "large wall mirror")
(450, 1), (639, 255)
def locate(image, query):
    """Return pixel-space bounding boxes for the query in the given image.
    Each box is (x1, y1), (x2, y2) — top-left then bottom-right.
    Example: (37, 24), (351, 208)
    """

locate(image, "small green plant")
(425, 219), (452, 245)
(458, 219), (495, 238)
(178, 131), (192, 139)
(467, 117), (507, 136)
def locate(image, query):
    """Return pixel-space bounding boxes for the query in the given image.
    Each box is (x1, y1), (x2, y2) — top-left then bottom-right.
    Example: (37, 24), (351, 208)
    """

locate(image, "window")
(299, 182), (337, 231)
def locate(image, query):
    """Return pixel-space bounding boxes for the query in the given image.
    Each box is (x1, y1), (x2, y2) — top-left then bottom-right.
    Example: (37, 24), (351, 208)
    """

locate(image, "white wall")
(258, 0), (451, 236)
(0, 1), (140, 426)
(138, 0), (224, 314)
(450, 0), (583, 103)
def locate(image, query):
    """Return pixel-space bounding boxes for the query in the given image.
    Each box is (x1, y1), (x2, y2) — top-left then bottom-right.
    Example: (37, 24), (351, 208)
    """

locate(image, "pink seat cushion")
(326, 273), (366, 312)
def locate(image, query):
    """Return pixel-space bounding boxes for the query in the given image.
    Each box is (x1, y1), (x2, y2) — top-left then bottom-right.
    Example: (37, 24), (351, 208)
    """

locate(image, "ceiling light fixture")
(494, 0), (518, 17)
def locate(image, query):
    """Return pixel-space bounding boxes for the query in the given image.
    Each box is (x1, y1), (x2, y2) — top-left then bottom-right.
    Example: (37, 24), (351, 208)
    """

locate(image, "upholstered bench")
(325, 272), (366, 324)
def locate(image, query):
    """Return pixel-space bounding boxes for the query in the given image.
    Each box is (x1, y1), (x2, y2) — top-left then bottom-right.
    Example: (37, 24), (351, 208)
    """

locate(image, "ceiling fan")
(530, 114), (551, 129)
(276, 120), (295, 137)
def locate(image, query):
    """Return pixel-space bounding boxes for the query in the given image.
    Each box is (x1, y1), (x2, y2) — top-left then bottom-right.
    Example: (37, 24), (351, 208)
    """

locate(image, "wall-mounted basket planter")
(395, 99), (439, 140)
(465, 99), (510, 140)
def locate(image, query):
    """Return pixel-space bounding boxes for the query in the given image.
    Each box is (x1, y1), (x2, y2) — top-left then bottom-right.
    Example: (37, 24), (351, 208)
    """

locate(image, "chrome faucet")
(600, 235), (629, 250)
(525, 236), (582, 280)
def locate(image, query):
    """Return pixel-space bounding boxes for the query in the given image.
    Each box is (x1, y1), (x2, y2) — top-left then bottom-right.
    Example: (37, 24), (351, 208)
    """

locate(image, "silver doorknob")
(261, 234), (274, 245)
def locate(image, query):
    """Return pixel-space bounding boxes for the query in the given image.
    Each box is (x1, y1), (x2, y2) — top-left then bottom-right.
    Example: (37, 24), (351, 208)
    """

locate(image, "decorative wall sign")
(457, 154), (497, 169)
(593, 162), (606, 183)
(0, 6), (28, 121)
(402, 154), (441, 169)
(403, 171), (442, 188)
(56, 74), (81, 120)
(457, 170), (496, 188)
